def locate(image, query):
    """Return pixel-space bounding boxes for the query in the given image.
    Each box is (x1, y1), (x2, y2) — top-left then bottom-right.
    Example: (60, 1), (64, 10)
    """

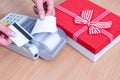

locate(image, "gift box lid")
(55, 0), (120, 54)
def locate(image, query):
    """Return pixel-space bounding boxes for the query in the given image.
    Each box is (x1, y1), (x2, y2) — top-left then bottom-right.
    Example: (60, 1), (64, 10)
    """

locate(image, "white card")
(8, 23), (33, 47)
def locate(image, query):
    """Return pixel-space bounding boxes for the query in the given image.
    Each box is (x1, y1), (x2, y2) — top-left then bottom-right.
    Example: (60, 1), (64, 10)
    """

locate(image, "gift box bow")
(74, 10), (112, 34)
(56, 5), (113, 42)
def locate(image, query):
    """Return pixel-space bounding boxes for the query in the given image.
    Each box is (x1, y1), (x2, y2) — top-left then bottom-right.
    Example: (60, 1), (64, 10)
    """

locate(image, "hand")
(32, 0), (55, 19)
(0, 23), (15, 46)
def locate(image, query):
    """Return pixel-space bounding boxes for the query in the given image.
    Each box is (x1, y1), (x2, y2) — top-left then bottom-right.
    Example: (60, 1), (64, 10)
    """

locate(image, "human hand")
(32, 0), (55, 19)
(0, 23), (16, 46)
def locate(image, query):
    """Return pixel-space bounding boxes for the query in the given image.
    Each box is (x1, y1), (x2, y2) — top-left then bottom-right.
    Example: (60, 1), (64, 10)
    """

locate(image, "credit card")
(8, 23), (34, 47)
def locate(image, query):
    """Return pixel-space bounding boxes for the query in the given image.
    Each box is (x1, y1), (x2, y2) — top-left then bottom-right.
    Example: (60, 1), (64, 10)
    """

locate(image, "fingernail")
(33, 6), (38, 14)
(40, 15), (45, 20)
(8, 31), (17, 37)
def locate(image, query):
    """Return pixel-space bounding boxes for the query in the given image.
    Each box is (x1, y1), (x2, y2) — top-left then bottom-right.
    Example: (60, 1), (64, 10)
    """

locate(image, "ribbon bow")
(74, 10), (112, 34)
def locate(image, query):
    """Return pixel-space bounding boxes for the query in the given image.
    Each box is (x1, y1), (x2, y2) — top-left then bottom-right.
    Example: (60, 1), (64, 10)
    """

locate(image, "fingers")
(0, 35), (12, 46)
(0, 23), (15, 37)
(32, 0), (35, 3)
(0, 23), (16, 46)
(34, 0), (45, 19)
(32, 0), (55, 19)
(45, 0), (55, 16)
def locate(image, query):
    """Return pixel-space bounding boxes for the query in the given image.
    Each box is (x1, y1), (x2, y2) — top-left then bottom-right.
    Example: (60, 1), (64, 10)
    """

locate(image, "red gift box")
(55, 0), (120, 62)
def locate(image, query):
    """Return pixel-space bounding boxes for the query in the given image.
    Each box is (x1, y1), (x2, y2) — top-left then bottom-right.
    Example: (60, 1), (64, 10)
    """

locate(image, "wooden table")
(0, 0), (120, 80)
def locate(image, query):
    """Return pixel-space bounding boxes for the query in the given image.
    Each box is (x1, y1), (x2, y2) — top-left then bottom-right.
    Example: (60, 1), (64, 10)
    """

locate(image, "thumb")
(35, 0), (45, 19)
(0, 23), (16, 37)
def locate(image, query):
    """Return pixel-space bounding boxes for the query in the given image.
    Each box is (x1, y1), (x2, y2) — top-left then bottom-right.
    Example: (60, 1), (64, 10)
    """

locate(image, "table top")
(0, 0), (120, 80)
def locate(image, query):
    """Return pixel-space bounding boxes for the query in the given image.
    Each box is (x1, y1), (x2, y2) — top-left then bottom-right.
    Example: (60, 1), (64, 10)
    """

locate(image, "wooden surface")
(0, 0), (120, 80)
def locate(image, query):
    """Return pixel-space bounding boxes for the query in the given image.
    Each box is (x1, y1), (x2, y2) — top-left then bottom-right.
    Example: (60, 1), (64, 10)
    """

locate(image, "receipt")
(31, 16), (58, 35)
